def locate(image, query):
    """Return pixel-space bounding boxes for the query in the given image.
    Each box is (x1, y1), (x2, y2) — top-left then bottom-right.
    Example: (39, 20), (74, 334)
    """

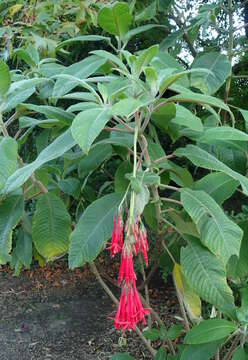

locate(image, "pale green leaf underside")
(69, 192), (123, 269)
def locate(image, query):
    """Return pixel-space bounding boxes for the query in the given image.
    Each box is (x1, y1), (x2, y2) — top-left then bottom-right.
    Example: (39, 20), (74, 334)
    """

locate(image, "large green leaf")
(111, 98), (143, 118)
(3, 129), (76, 194)
(168, 92), (233, 121)
(191, 52), (231, 94)
(198, 126), (248, 143)
(71, 107), (111, 154)
(52, 55), (106, 98)
(181, 236), (236, 318)
(172, 105), (203, 132)
(32, 193), (71, 260)
(98, 2), (132, 38)
(232, 347), (247, 360)
(0, 195), (24, 264)
(78, 143), (112, 177)
(181, 189), (242, 265)
(133, 45), (159, 76)
(0, 60), (11, 99)
(176, 144), (248, 195)
(230, 221), (248, 278)
(0, 137), (18, 192)
(180, 341), (222, 360)
(20, 103), (74, 126)
(69, 192), (123, 269)
(56, 35), (110, 50)
(184, 319), (236, 344)
(16, 232), (32, 269)
(193, 173), (238, 205)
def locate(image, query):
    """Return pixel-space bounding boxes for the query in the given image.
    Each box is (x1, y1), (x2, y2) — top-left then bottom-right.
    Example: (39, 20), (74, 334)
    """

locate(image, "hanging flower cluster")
(110, 209), (150, 331)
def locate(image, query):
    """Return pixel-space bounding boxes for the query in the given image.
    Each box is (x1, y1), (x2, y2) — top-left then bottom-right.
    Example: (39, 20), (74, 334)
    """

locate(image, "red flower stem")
(89, 262), (156, 357)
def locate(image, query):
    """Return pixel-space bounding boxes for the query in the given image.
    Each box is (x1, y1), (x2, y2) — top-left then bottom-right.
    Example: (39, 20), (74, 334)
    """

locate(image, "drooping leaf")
(78, 144), (112, 177)
(71, 107), (111, 154)
(173, 263), (201, 321)
(184, 319), (236, 344)
(0, 195), (24, 264)
(0, 59), (11, 99)
(191, 52), (231, 95)
(115, 161), (132, 192)
(56, 35), (110, 50)
(181, 236), (236, 318)
(98, 2), (132, 38)
(176, 144), (248, 195)
(32, 193), (71, 260)
(69, 192), (123, 269)
(16, 232), (32, 269)
(181, 189), (242, 265)
(172, 105), (203, 132)
(111, 98), (143, 118)
(180, 341), (222, 360)
(52, 55), (106, 98)
(198, 126), (248, 143)
(4, 129), (76, 194)
(0, 137), (18, 192)
(193, 173), (238, 205)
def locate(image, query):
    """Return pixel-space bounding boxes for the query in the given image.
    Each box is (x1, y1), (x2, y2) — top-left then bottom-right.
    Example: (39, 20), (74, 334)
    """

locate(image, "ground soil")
(0, 263), (179, 360)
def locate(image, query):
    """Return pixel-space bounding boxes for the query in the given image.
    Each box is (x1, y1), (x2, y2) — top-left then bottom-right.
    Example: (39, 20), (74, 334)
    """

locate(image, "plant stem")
(138, 254), (152, 332)
(223, 334), (240, 360)
(89, 262), (156, 357)
(160, 197), (182, 206)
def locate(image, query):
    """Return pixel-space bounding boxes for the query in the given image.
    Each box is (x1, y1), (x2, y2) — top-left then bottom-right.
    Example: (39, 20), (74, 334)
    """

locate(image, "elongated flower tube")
(110, 213), (123, 257)
(114, 283), (150, 331)
(118, 248), (136, 286)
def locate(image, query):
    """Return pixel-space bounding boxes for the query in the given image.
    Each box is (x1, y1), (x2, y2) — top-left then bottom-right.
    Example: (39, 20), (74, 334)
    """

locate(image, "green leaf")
(110, 354), (134, 360)
(176, 144), (248, 195)
(181, 189), (242, 265)
(71, 107), (111, 154)
(0, 195), (24, 264)
(111, 98), (143, 118)
(78, 144), (112, 177)
(180, 341), (222, 360)
(91, 50), (127, 72)
(0, 60), (11, 99)
(198, 126), (248, 143)
(184, 319), (236, 344)
(168, 92), (233, 121)
(124, 24), (166, 42)
(58, 178), (80, 199)
(232, 347), (247, 360)
(154, 347), (167, 360)
(4, 129), (76, 194)
(52, 55), (106, 98)
(69, 192), (123, 269)
(191, 52), (231, 94)
(0, 137), (18, 192)
(167, 324), (184, 340)
(240, 109), (248, 132)
(151, 103), (176, 132)
(143, 328), (160, 340)
(98, 2), (132, 38)
(172, 105), (203, 132)
(181, 236), (236, 318)
(193, 173), (239, 205)
(56, 35), (110, 50)
(232, 221), (248, 278)
(16, 232), (32, 269)
(20, 103), (74, 126)
(115, 161), (132, 192)
(32, 193), (71, 260)
(134, 45), (159, 75)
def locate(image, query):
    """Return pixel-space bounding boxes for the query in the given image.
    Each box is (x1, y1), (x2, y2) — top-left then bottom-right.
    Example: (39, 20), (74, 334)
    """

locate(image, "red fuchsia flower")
(133, 224), (149, 266)
(118, 248), (136, 286)
(110, 213), (123, 257)
(114, 283), (150, 331)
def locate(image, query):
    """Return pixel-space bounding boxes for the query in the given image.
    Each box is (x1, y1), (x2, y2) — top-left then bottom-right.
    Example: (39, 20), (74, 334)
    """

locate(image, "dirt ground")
(0, 263), (179, 360)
